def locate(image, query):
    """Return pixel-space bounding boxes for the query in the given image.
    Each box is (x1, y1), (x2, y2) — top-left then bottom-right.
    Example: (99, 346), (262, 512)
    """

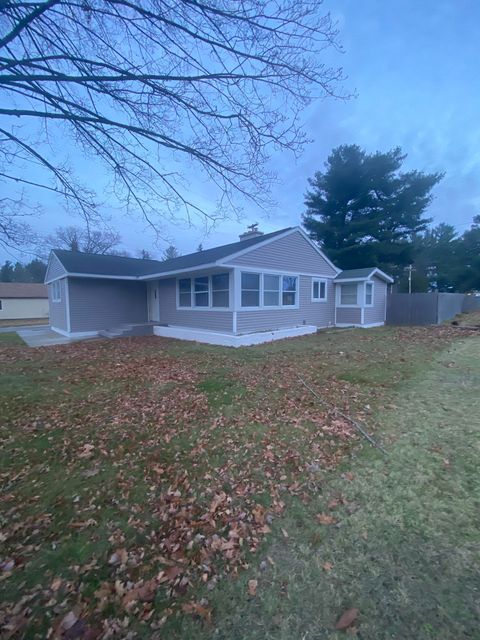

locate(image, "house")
(0, 282), (49, 322)
(44, 227), (393, 346)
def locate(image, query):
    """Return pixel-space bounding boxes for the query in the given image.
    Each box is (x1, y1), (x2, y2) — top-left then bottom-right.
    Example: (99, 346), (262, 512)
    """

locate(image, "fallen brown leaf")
(335, 607), (359, 630)
(316, 513), (337, 525)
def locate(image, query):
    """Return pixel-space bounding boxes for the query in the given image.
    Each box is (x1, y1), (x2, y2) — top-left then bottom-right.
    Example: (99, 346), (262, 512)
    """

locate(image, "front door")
(148, 282), (160, 322)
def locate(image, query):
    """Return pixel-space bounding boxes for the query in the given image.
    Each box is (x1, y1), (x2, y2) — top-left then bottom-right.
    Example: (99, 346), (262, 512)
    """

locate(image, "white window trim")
(336, 282), (360, 308)
(240, 272), (300, 311)
(365, 281), (374, 307)
(52, 280), (62, 302)
(311, 278), (328, 303)
(176, 274), (232, 311)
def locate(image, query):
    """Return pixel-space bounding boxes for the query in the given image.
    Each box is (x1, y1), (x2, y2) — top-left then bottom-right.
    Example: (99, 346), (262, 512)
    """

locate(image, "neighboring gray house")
(45, 227), (393, 346)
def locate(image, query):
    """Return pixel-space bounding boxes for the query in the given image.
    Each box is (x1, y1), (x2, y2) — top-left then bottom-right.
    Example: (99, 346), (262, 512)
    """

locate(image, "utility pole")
(408, 264), (413, 294)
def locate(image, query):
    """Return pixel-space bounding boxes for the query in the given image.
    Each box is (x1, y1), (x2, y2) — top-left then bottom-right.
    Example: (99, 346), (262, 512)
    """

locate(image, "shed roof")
(50, 228), (293, 279)
(0, 282), (48, 298)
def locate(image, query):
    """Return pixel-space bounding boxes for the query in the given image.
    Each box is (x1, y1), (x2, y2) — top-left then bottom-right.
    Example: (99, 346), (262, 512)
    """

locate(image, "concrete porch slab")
(153, 324), (317, 347)
(16, 326), (95, 347)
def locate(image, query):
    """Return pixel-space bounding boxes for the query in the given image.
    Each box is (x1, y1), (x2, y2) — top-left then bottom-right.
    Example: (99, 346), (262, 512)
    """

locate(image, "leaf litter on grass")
(0, 326), (471, 637)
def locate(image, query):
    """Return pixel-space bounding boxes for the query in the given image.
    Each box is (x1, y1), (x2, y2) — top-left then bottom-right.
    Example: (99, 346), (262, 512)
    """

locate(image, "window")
(194, 276), (209, 307)
(52, 280), (62, 302)
(263, 274), (280, 306)
(178, 278), (192, 307)
(282, 276), (297, 306)
(241, 272), (298, 308)
(241, 272), (260, 307)
(340, 283), (357, 306)
(211, 273), (229, 308)
(178, 273), (230, 308)
(365, 282), (373, 306)
(312, 278), (327, 302)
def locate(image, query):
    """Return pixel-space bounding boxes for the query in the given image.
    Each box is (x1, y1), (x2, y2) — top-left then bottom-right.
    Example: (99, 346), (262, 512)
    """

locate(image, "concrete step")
(100, 323), (155, 339)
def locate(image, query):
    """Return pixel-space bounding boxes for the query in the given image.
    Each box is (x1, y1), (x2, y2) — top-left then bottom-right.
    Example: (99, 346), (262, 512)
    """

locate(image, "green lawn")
(0, 331), (25, 345)
(0, 326), (478, 638)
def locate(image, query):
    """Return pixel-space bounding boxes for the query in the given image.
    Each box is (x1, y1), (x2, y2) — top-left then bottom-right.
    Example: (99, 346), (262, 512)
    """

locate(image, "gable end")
(222, 228), (338, 276)
(45, 252), (67, 283)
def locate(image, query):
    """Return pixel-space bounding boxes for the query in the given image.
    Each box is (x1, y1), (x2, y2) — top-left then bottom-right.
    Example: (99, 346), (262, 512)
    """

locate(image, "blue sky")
(3, 0), (480, 263)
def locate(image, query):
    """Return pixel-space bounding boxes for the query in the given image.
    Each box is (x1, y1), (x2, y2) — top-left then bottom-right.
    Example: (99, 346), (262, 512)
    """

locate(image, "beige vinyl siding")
(336, 307), (362, 325)
(228, 230), (337, 276)
(0, 298), (49, 320)
(158, 278), (233, 332)
(364, 276), (387, 325)
(46, 253), (67, 281)
(236, 276), (335, 334)
(68, 278), (148, 332)
(48, 278), (68, 331)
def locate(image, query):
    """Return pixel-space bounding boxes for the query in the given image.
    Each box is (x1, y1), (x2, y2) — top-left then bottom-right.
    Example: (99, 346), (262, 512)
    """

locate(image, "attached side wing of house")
(334, 268), (394, 328)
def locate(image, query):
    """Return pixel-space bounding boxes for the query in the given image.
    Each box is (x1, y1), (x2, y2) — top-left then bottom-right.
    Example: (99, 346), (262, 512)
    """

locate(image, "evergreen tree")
(162, 245), (180, 261)
(25, 259), (47, 283)
(13, 261), (28, 282)
(303, 145), (443, 277)
(0, 260), (14, 282)
(456, 216), (480, 292)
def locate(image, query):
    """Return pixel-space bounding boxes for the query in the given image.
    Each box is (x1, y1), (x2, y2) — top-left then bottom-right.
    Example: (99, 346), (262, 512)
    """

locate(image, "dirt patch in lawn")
(0, 326), (476, 638)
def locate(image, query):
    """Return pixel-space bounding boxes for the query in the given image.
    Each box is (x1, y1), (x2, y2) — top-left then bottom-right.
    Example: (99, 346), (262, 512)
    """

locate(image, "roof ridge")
(52, 227), (293, 267)
(53, 248), (164, 264)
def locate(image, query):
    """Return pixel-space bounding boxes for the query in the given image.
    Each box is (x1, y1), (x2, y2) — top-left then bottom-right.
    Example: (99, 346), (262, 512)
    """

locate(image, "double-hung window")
(312, 278), (327, 302)
(211, 273), (229, 308)
(282, 276), (297, 306)
(52, 280), (62, 302)
(340, 283), (358, 306)
(178, 273), (230, 308)
(178, 278), (192, 307)
(241, 272), (260, 307)
(241, 272), (298, 308)
(263, 274), (280, 306)
(194, 276), (209, 307)
(365, 282), (373, 306)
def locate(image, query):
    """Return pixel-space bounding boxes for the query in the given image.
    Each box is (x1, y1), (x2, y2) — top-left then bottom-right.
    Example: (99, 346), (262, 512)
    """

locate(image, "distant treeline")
(0, 259), (47, 283)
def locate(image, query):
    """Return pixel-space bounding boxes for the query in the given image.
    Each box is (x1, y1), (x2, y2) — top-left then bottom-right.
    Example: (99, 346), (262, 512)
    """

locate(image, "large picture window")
(178, 273), (230, 309)
(241, 272), (298, 308)
(340, 283), (358, 306)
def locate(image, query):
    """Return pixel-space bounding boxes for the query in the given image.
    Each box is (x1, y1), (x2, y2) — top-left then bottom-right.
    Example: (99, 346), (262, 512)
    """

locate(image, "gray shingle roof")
(334, 268), (393, 282)
(0, 283), (48, 298)
(52, 228), (293, 279)
(334, 268), (376, 281)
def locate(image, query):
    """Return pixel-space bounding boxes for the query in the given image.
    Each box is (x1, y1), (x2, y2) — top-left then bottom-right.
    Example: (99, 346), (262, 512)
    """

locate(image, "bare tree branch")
(0, 0), (347, 246)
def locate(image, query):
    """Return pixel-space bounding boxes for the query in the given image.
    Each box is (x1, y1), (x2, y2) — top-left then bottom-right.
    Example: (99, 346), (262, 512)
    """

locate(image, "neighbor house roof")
(48, 228), (294, 281)
(0, 282), (48, 298)
(334, 268), (394, 283)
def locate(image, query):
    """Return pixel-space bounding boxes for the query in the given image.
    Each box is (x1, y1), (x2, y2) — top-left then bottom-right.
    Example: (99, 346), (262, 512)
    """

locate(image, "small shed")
(0, 283), (49, 321)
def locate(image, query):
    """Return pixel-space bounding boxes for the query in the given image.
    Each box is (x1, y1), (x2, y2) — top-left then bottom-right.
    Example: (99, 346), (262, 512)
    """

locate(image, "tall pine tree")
(303, 145), (443, 276)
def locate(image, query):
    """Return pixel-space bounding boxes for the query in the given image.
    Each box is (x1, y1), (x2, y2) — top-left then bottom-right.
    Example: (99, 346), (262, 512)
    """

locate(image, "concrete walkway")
(13, 325), (95, 347)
